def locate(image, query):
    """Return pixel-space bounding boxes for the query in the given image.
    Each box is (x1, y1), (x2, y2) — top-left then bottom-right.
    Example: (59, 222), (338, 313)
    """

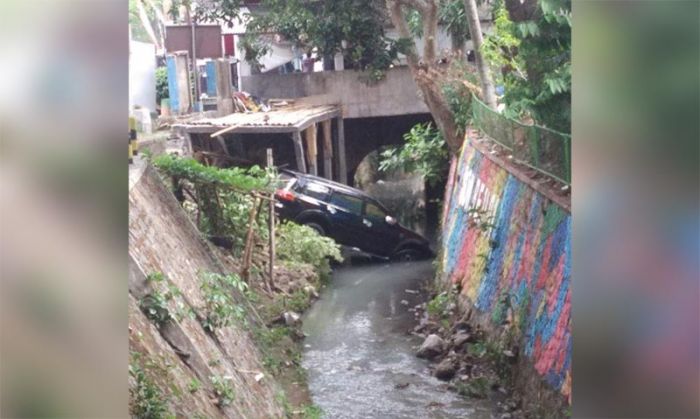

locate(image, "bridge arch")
(343, 113), (434, 186)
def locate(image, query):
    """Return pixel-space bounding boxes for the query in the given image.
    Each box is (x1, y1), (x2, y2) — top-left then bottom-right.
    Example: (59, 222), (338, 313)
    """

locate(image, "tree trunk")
(463, 0), (498, 109)
(385, 0), (464, 154)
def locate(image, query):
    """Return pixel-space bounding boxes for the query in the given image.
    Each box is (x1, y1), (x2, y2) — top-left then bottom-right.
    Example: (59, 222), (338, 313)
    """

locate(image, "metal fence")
(471, 94), (571, 184)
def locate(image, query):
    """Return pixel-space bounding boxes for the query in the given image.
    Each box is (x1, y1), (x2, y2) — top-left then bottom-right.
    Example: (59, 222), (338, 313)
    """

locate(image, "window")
(302, 182), (330, 200)
(365, 202), (386, 222)
(329, 192), (363, 215)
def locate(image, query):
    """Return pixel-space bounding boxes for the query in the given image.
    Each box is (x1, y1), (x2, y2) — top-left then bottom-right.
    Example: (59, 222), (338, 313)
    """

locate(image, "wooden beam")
(178, 125), (300, 135)
(292, 131), (307, 173)
(305, 124), (318, 176)
(337, 117), (347, 184)
(322, 120), (333, 179)
(210, 124), (239, 138)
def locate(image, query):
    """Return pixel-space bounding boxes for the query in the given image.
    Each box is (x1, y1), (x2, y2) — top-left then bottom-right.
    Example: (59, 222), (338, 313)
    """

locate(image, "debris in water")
(394, 382), (410, 389)
(404, 289), (419, 294)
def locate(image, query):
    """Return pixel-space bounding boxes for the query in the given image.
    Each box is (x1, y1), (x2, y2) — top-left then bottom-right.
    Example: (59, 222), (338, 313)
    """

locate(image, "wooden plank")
(292, 131), (307, 173)
(337, 117), (347, 184)
(322, 120), (333, 179)
(305, 124), (318, 176)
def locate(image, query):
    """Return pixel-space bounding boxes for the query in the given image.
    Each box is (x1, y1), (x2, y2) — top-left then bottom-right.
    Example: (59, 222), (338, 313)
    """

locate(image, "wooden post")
(305, 124), (318, 176)
(336, 117), (347, 184)
(266, 148), (275, 293)
(322, 120), (333, 179)
(292, 131), (307, 173)
(241, 196), (260, 282)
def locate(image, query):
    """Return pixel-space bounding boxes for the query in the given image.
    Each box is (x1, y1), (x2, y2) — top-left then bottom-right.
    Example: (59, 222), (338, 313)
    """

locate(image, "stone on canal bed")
(434, 358), (457, 381)
(416, 334), (445, 359)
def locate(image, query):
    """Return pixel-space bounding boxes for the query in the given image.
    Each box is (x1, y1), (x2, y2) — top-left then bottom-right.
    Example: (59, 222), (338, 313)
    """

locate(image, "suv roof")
(280, 169), (386, 209)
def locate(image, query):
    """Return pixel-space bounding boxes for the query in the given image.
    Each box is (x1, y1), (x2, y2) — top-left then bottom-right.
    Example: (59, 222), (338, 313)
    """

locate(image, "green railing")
(471, 94), (571, 184)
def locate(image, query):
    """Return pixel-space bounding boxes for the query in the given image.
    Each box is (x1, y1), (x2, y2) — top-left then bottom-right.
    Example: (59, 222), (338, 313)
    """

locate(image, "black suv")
(274, 170), (433, 261)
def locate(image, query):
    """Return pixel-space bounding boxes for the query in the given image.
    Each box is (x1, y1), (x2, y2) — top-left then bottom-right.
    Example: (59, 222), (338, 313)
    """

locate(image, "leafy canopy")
(191, 0), (412, 81)
(482, 0), (571, 132)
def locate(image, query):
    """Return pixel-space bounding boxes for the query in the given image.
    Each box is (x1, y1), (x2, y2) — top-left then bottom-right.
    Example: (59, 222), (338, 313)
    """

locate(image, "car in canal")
(274, 170), (433, 261)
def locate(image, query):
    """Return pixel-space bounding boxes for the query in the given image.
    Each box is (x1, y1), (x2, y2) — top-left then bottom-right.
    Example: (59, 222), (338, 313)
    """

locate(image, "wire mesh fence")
(471, 94), (571, 184)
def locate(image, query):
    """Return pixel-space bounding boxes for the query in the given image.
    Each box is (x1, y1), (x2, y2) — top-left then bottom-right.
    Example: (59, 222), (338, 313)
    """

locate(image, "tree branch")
(386, 0), (419, 67)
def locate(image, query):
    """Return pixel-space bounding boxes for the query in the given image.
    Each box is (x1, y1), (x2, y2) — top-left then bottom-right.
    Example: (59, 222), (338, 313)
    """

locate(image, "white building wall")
(128, 40), (156, 112)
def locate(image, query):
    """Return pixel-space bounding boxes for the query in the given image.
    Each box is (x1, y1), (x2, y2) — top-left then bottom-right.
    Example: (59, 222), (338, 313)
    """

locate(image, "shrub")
(140, 272), (190, 328)
(276, 221), (343, 278)
(210, 375), (235, 407)
(129, 354), (173, 418)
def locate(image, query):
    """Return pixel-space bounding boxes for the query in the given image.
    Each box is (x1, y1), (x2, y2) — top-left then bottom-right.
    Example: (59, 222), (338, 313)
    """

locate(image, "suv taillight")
(275, 189), (296, 202)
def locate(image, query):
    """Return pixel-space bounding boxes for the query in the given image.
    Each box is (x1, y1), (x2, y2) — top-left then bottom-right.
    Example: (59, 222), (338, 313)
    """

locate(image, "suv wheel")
(393, 248), (421, 262)
(304, 222), (326, 236)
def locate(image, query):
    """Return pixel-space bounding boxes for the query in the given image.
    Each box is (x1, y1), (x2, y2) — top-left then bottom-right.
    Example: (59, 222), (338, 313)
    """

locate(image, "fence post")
(267, 148), (276, 293)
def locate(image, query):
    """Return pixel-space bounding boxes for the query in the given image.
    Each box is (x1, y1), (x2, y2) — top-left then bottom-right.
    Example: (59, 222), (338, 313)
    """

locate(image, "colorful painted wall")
(441, 141), (571, 401)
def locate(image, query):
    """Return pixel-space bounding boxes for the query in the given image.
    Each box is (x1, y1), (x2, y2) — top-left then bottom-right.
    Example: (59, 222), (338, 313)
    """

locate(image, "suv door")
(326, 191), (365, 248)
(361, 200), (402, 256)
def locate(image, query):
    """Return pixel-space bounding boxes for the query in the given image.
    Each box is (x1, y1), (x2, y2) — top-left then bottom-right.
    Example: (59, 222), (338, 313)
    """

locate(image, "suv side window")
(301, 181), (330, 201)
(329, 192), (363, 215)
(365, 202), (386, 223)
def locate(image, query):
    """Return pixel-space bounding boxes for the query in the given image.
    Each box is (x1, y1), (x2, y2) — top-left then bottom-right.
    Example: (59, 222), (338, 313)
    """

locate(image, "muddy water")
(302, 262), (494, 418)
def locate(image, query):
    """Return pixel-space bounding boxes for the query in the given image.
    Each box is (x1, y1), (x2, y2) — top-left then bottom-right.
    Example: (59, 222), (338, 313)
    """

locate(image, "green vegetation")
(187, 378), (201, 394)
(302, 404), (324, 419)
(210, 375), (235, 407)
(482, 0), (571, 132)
(155, 67), (169, 104)
(456, 376), (490, 399)
(129, 353), (174, 418)
(199, 272), (248, 332)
(426, 291), (451, 318)
(277, 221), (343, 280)
(152, 154), (274, 253)
(140, 272), (191, 328)
(379, 122), (449, 187)
(152, 154), (271, 193)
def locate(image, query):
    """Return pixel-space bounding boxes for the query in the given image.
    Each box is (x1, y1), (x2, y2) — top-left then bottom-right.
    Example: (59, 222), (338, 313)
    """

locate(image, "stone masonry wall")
(440, 137), (571, 405)
(129, 163), (285, 418)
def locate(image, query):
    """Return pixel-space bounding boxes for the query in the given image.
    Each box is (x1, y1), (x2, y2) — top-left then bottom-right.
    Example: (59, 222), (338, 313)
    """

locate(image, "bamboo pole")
(266, 148), (276, 293)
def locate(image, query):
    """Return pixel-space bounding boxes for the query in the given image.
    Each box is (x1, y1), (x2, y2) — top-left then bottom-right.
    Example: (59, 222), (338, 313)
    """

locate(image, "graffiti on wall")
(441, 143), (571, 400)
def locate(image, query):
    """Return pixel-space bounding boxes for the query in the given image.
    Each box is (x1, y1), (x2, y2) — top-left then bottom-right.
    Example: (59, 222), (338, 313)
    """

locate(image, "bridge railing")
(471, 94), (571, 184)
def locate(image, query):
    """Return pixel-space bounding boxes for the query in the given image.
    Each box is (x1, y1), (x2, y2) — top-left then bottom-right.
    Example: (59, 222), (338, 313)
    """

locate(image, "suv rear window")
(329, 192), (363, 215)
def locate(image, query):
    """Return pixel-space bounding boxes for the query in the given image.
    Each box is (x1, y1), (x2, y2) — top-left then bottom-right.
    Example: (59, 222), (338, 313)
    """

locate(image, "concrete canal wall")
(440, 134), (571, 407)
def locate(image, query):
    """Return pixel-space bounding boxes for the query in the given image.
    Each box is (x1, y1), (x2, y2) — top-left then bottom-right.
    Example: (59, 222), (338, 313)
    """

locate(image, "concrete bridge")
(241, 66), (433, 183)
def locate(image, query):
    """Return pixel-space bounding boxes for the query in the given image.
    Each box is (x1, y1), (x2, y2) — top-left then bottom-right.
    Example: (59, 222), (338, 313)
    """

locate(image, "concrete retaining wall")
(440, 137), (571, 406)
